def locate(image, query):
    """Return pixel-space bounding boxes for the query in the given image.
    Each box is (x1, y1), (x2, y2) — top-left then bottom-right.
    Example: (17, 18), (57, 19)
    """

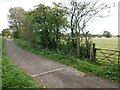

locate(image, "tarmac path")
(5, 40), (118, 88)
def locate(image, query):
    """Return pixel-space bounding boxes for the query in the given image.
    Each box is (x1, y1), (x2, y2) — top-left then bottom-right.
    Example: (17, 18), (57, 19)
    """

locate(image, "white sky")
(0, 0), (119, 35)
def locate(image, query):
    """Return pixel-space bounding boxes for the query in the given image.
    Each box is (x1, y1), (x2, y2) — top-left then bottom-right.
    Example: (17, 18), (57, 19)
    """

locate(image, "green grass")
(93, 37), (118, 50)
(0, 36), (2, 89)
(2, 38), (41, 88)
(93, 37), (119, 64)
(14, 39), (119, 81)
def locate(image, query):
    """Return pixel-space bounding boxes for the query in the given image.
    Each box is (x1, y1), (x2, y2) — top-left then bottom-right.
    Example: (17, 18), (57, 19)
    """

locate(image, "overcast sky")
(0, 0), (119, 35)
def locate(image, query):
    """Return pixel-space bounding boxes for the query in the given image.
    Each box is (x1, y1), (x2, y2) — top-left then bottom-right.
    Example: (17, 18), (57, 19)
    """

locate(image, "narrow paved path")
(6, 40), (118, 88)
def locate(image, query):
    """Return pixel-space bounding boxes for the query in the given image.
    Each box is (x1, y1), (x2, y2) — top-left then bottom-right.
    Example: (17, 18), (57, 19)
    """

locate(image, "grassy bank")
(2, 38), (41, 88)
(0, 37), (2, 89)
(14, 39), (119, 81)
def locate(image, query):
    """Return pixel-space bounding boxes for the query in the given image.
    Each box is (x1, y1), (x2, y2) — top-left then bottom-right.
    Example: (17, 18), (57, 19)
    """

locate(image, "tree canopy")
(102, 30), (112, 38)
(2, 28), (11, 37)
(8, 7), (26, 38)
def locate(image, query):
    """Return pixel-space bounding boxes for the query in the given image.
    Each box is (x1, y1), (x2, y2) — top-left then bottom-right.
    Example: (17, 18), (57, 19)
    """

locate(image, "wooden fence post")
(93, 43), (96, 62)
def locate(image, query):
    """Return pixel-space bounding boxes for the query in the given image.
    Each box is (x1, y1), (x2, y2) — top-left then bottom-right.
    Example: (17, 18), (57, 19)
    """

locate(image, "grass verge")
(2, 38), (41, 88)
(14, 39), (119, 81)
(0, 37), (2, 89)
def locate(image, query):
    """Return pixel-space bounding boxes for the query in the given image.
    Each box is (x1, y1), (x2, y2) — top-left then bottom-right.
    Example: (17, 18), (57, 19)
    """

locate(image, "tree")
(8, 7), (26, 38)
(25, 4), (68, 50)
(102, 30), (112, 38)
(55, 0), (111, 58)
(64, 0), (111, 37)
(2, 28), (11, 37)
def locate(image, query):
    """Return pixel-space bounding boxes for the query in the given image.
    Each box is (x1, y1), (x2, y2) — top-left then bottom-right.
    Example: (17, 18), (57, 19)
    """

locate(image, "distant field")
(92, 37), (119, 64)
(92, 37), (118, 50)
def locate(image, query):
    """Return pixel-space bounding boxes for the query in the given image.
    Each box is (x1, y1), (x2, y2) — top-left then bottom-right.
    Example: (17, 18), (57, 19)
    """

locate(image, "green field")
(93, 37), (118, 50)
(2, 38), (41, 88)
(93, 37), (119, 64)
